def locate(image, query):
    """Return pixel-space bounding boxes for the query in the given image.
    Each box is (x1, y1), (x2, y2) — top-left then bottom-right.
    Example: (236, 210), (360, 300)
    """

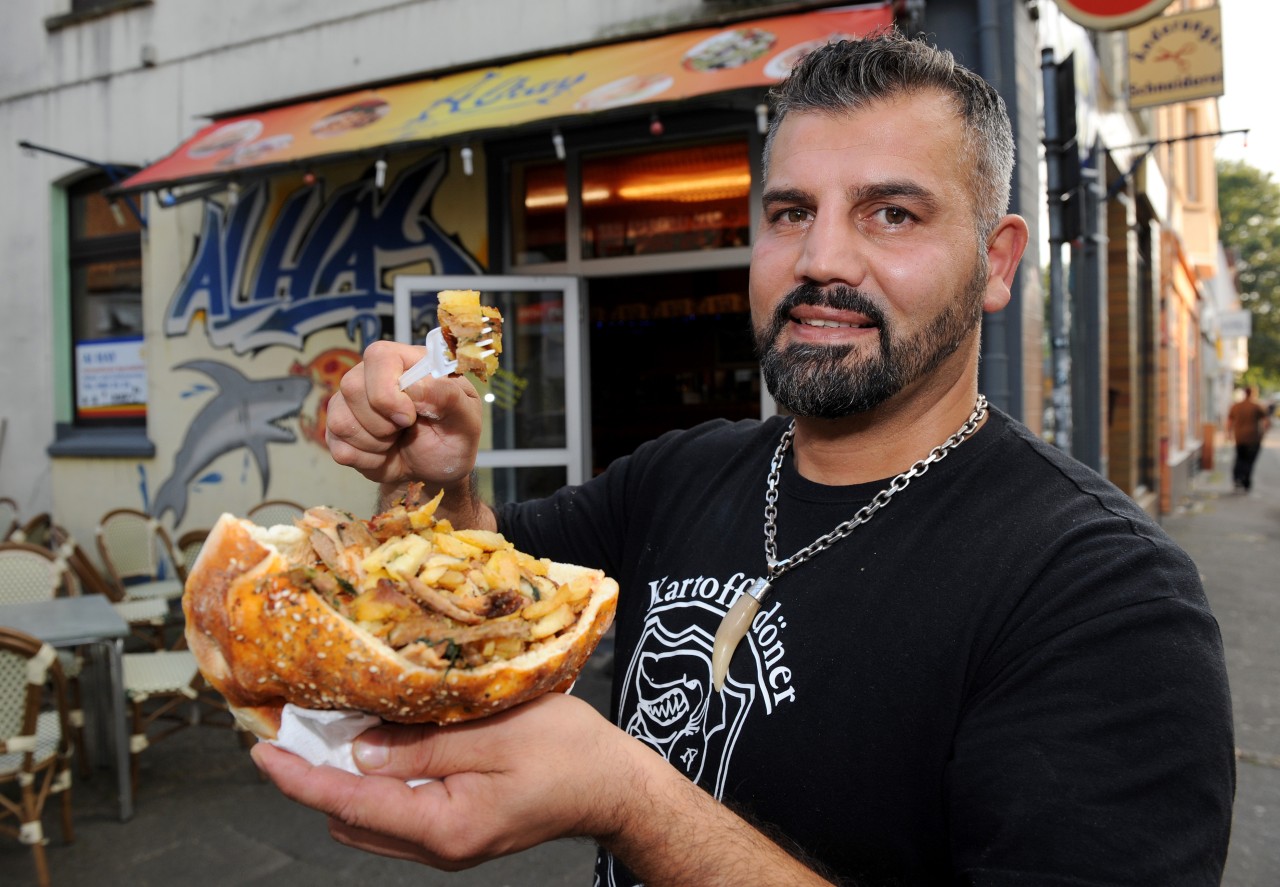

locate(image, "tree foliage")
(1217, 159), (1280, 391)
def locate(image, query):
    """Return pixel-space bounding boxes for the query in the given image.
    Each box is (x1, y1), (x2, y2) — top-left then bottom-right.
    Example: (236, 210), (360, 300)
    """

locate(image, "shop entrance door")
(585, 267), (761, 476)
(393, 275), (584, 503)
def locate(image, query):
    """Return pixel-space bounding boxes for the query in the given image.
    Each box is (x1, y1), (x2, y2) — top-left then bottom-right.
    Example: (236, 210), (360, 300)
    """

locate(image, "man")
(254, 33), (1235, 885)
(1226, 385), (1270, 491)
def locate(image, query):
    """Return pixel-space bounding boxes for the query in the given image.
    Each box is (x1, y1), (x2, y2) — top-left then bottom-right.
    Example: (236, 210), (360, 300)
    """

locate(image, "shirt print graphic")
(624, 570), (798, 792)
(596, 570), (799, 887)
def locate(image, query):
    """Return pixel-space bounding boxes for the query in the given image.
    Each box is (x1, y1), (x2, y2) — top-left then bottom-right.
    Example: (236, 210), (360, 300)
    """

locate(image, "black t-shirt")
(497, 409), (1234, 886)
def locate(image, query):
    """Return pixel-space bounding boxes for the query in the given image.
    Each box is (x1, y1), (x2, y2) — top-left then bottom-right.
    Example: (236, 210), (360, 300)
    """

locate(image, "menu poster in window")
(75, 336), (147, 419)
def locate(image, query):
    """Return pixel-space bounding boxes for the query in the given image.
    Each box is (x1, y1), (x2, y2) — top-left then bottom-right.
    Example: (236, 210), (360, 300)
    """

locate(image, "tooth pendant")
(711, 578), (771, 691)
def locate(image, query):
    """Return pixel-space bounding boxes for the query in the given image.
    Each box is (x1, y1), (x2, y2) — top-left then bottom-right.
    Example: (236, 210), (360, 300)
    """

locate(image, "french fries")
(301, 486), (596, 667)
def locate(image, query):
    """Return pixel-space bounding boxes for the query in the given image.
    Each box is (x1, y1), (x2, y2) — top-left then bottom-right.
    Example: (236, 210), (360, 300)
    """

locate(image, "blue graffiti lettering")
(165, 154), (483, 354)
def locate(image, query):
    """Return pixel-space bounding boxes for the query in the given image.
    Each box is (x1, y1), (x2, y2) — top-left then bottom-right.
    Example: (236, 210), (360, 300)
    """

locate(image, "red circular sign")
(1054, 0), (1176, 30)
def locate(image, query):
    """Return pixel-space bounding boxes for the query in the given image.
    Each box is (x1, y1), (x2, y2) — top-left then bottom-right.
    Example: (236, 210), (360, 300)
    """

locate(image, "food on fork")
(437, 289), (502, 381)
(183, 483), (618, 739)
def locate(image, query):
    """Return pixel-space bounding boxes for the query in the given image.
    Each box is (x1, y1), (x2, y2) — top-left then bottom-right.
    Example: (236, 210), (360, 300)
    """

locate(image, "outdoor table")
(0, 595), (134, 821)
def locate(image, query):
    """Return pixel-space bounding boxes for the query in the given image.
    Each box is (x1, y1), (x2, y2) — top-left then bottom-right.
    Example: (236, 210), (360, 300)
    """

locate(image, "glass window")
(580, 139), (751, 259)
(489, 289), (568, 452)
(479, 465), (569, 506)
(511, 161), (568, 264)
(68, 175), (144, 425)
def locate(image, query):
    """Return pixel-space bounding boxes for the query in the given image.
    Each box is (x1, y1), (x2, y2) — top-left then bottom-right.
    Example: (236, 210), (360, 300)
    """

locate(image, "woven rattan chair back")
(0, 627), (75, 887)
(46, 525), (120, 601)
(0, 542), (74, 605)
(246, 499), (306, 528)
(96, 508), (181, 590)
(175, 529), (210, 580)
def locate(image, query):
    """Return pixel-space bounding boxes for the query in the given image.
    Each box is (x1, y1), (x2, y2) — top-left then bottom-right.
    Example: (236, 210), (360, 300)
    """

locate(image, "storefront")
(89, 5), (893, 533)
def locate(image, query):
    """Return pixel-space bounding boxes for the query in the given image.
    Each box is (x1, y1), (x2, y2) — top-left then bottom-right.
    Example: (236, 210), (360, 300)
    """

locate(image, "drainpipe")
(975, 0), (1011, 416)
(1042, 45), (1073, 455)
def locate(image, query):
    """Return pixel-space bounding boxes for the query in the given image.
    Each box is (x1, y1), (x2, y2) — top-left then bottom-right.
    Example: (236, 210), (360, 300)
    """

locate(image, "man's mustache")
(769, 283), (887, 331)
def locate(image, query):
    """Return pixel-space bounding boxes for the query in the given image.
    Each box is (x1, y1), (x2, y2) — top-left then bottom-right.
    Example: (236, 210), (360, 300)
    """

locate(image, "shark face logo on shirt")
(619, 572), (796, 800)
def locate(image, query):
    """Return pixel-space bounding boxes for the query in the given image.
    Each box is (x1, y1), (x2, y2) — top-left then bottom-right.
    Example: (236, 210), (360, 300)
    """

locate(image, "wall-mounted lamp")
(552, 130), (565, 161)
(756, 103), (770, 135)
(374, 157), (387, 189)
(303, 170), (317, 187)
(460, 145), (474, 176)
(649, 114), (664, 137)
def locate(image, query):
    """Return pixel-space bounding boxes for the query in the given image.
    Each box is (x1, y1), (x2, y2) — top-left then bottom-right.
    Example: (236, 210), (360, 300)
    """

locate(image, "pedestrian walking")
(1227, 385), (1271, 491)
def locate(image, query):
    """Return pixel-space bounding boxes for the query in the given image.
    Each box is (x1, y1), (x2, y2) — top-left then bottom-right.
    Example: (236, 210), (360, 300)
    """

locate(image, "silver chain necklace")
(711, 394), (989, 691)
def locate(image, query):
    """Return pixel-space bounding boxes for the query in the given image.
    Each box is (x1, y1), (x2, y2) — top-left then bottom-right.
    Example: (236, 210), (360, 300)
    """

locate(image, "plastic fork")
(398, 327), (455, 390)
(397, 325), (494, 390)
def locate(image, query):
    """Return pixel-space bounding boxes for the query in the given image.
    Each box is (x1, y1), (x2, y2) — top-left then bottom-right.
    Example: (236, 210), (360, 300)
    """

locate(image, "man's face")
(749, 91), (995, 418)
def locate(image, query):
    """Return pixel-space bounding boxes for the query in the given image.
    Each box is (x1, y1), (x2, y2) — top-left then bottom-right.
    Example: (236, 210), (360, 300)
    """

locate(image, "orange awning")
(116, 4), (893, 194)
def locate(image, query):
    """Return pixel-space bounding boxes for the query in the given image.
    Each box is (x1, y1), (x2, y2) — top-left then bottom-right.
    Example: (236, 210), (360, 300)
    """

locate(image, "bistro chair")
(46, 524), (171, 652)
(120, 647), (208, 796)
(2, 532), (224, 797)
(0, 542), (90, 775)
(0, 627), (76, 887)
(246, 498), (305, 528)
(95, 508), (185, 601)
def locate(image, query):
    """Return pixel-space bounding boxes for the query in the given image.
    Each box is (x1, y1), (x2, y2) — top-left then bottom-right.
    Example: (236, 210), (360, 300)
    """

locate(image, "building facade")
(1040, 0), (1230, 516)
(5, 0), (1230, 552)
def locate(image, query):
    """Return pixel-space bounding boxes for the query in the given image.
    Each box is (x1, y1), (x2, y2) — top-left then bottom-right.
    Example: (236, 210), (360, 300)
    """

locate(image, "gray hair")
(763, 30), (1015, 240)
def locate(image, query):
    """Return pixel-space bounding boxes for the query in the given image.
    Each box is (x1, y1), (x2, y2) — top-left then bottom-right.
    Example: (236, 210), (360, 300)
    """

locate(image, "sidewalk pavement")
(4, 432), (1278, 886)
(1162, 427), (1280, 887)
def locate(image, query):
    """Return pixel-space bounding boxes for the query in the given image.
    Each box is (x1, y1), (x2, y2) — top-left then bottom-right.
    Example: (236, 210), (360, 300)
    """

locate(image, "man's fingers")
(254, 743), (487, 869)
(352, 722), (453, 780)
(253, 743), (435, 837)
(332, 346), (415, 440)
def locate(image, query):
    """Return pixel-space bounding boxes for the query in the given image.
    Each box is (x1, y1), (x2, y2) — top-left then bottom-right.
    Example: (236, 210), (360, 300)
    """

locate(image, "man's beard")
(755, 261), (987, 419)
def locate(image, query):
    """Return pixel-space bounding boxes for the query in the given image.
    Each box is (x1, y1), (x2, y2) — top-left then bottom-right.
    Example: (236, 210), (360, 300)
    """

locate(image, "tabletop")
(0, 594), (130, 646)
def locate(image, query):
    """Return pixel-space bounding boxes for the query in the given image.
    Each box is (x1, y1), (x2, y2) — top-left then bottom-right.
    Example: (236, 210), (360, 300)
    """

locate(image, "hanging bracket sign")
(1126, 6), (1224, 109)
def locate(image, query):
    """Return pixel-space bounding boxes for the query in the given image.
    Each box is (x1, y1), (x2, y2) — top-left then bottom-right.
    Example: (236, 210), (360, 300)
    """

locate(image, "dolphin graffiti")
(151, 360), (312, 524)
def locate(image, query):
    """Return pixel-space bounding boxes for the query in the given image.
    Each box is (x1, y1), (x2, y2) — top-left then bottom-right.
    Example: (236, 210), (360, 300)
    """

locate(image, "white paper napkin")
(270, 704), (432, 785)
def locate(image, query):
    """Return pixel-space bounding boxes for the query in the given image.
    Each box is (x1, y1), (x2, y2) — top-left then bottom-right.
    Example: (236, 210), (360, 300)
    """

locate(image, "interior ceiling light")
(616, 172), (751, 202)
(524, 186), (610, 209)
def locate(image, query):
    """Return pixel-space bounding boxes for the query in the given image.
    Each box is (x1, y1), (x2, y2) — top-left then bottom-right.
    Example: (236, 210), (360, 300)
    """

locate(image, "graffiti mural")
(152, 361), (312, 523)
(164, 153), (483, 354)
(154, 152), (483, 521)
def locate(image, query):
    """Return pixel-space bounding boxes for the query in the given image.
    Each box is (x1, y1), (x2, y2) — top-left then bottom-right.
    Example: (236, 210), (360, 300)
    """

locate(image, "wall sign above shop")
(1126, 6), (1224, 109)
(1054, 0), (1175, 31)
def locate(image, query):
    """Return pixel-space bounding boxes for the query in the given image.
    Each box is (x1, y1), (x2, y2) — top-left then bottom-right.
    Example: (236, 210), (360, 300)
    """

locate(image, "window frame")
(48, 172), (154, 458)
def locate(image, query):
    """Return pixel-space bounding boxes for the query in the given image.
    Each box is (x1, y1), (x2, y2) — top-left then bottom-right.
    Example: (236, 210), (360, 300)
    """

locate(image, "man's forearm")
(601, 740), (838, 887)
